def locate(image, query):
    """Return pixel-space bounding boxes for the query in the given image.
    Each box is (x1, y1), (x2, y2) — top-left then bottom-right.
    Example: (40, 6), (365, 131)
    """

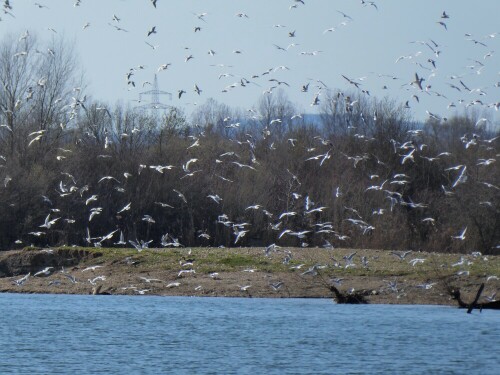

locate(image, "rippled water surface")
(0, 294), (498, 374)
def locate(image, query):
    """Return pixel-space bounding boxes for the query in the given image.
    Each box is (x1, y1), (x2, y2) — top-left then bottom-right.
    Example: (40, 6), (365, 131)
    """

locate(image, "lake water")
(0, 294), (498, 374)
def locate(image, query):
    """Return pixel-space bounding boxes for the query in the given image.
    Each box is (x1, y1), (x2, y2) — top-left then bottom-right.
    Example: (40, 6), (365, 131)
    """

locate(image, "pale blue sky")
(1, 0), (499, 124)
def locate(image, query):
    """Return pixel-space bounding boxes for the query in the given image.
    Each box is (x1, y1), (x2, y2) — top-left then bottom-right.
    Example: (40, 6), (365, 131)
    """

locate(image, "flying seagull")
(452, 227), (467, 241)
(147, 26), (157, 36)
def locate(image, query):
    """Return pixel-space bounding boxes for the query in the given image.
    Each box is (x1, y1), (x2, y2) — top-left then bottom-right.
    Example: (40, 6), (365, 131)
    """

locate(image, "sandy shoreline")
(1, 247), (498, 306)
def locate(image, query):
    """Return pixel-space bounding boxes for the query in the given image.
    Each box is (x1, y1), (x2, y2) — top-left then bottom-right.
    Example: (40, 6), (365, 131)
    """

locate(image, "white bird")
(481, 182), (500, 190)
(142, 215), (155, 224)
(207, 194), (222, 204)
(277, 229), (291, 239)
(89, 207), (102, 221)
(387, 280), (398, 293)
(343, 252), (357, 268)
(330, 277), (345, 286)
(114, 231), (126, 245)
(187, 138), (200, 149)
(85, 195), (98, 206)
(89, 276), (106, 285)
(129, 239), (153, 251)
(288, 230), (311, 239)
(166, 282), (181, 288)
(451, 256), (467, 267)
(34, 267), (54, 277)
(178, 269), (196, 277)
(139, 276), (162, 283)
(99, 229), (119, 243)
(12, 273), (31, 286)
(278, 211), (297, 220)
(117, 202), (131, 214)
(451, 227), (467, 240)
(182, 158), (198, 172)
(198, 232), (210, 240)
(0, 124), (13, 132)
(416, 282), (436, 290)
(173, 189), (187, 203)
(63, 273), (77, 283)
(452, 166), (467, 188)
(98, 175), (120, 184)
(82, 265), (103, 272)
(483, 292), (497, 302)
(155, 202), (174, 208)
(409, 258), (426, 266)
(232, 161), (256, 170)
(157, 63), (171, 72)
(28, 133), (44, 146)
(401, 149), (415, 164)
(233, 229), (249, 244)
(150, 165), (175, 174)
(245, 204), (262, 211)
(390, 250), (412, 260)
(475, 118), (488, 127)
(365, 180), (388, 192)
(270, 281), (284, 290)
(264, 243), (278, 256)
(161, 233), (183, 247)
(301, 264), (320, 276)
(40, 213), (60, 229)
(305, 206), (327, 215)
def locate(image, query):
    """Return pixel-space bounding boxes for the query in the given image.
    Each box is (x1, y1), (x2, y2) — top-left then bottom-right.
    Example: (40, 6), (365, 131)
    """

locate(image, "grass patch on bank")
(19, 246), (499, 280)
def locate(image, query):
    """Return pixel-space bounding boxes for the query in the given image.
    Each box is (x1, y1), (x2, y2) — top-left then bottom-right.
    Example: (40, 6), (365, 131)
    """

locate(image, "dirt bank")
(1, 247), (498, 306)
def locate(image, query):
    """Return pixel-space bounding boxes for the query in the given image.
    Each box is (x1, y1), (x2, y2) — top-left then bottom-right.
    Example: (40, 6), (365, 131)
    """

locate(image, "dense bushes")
(0, 95), (498, 254)
(0, 36), (498, 254)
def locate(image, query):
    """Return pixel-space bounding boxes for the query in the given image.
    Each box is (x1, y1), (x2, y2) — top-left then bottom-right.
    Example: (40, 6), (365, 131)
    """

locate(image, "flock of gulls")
(1, 1), (499, 117)
(1, 1), (499, 300)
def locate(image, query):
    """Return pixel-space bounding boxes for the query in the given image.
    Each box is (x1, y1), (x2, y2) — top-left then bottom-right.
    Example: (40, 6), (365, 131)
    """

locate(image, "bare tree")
(0, 32), (82, 157)
(191, 98), (233, 136)
(0, 33), (39, 155)
(256, 89), (295, 139)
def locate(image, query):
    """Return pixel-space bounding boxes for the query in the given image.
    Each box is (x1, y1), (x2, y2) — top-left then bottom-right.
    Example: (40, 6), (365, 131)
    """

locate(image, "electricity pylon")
(137, 74), (172, 110)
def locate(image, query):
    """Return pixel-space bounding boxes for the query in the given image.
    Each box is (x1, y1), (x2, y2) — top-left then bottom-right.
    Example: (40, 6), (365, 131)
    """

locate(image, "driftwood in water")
(329, 285), (368, 304)
(450, 283), (500, 311)
(467, 283), (484, 314)
(91, 285), (111, 295)
(92, 285), (102, 295)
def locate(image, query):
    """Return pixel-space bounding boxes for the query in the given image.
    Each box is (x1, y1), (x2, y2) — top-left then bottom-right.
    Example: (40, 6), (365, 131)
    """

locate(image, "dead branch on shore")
(309, 269), (369, 304)
(445, 282), (500, 311)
